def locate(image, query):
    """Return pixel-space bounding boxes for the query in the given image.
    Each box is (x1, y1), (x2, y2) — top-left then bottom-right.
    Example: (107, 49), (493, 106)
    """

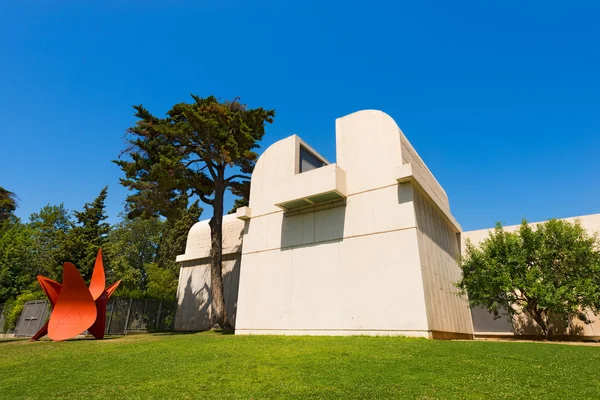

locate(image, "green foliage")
(228, 180), (250, 214)
(156, 201), (203, 275)
(2, 290), (44, 331)
(0, 216), (37, 304)
(144, 263), (178, 301)
(458, 218), (600, 337)
(115, 95), (274, 328)
(0, 186), (17, 223)
(2, 334), (600, 399)
(62, 187), (110, 280)
(115, 95), (274, 220)
(29, 203), (71, 281)
(104, 203), (201, 300)
(0, 184), (192, 311)
(1, 298), (15, 332)
(104, 216), (163, 293)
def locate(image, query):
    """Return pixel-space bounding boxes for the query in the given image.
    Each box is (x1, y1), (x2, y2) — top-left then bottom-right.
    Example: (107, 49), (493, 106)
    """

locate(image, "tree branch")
(192, 189), (214, 206)
(225, 174), (251, 183)
(183, 159), (204, 168)
(206, 163), (217, 181)
(198, 192), (214, 206)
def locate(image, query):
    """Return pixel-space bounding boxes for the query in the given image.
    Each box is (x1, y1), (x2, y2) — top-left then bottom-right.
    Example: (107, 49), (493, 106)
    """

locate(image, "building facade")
(174, 109), (600, 340)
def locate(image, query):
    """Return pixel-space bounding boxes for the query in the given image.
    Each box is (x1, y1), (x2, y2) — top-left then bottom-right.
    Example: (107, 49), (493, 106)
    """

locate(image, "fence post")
(156, 301), (163, 331)
(123, 298), (133, 335)
(105, 300), (114, 335)
(143, 299), (148, 330)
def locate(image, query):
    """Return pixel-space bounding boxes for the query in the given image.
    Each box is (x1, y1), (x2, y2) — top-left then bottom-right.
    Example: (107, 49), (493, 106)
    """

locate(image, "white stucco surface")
(174, 215), (245, 331)
(230, 110), (473, 338)
(174, 109), (599, 340)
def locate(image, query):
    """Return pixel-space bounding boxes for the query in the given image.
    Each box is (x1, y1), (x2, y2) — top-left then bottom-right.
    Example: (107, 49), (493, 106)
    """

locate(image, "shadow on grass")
(0, 337), (29, 344)
(1, 330), (236, 344)
(150, 329), (235, 336)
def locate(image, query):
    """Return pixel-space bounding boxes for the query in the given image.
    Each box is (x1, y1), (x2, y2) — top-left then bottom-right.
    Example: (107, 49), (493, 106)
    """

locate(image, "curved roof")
(176, 214), (245, 262)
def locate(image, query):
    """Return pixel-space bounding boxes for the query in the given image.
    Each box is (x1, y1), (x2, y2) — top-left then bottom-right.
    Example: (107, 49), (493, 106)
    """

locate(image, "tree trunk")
(208, 179), (232, 331)
(527, 306), (552, 340)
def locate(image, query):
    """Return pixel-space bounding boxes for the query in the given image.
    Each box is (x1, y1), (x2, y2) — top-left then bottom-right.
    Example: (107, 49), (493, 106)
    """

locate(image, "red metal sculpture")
(32, 249), (121, 341)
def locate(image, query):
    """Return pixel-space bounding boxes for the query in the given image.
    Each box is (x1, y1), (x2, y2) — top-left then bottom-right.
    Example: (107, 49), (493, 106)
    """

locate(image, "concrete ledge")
(274, 164), (347, 212)
(235, 329), (430, 338)
(236, 206), (252, 221)
(397, 163), (462, 232)
(176, 247), (241, 263)
(430, 331), (474, 340)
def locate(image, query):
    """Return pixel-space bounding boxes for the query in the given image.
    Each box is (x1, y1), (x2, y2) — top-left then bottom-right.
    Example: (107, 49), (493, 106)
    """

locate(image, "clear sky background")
(1, 0), (598, 231)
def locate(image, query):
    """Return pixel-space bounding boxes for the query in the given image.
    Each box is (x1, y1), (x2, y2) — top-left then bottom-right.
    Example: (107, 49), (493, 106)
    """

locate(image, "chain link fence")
(106, 298), (176, 334)
(1, 297), (176, 338)
(0, 304), (11, 335)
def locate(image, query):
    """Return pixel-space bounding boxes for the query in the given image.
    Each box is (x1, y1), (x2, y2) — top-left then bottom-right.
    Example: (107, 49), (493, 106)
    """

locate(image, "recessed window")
(299, 145), (326, 173)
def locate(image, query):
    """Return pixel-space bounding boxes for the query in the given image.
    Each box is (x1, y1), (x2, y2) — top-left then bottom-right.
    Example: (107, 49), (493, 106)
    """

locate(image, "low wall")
(174, 254), (241, 331)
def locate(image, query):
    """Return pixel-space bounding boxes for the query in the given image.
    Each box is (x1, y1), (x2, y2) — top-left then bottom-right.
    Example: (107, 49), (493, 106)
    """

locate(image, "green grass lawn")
(1, 333), (599, 399)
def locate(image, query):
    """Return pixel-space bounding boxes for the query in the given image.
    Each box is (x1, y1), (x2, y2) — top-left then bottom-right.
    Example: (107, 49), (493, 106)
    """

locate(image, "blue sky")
(1, 0), (599, 231)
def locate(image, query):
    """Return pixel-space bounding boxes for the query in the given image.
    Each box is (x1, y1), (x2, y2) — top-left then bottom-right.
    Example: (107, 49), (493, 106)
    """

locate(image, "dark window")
(299, 145), (326, 173)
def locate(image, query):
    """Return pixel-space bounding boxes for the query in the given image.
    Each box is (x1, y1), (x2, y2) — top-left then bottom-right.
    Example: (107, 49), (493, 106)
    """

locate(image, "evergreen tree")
(29, 204), (71, 281)
(228, 180), (250, 214)
(0, 187), (18, 223)
(62, 187), (110, 280)
(116, 95), (274, 329)
(156, 201), (203, 275)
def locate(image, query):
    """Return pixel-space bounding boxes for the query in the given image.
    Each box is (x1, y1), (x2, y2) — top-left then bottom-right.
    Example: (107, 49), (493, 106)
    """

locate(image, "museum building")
(174, 110), (600, 340)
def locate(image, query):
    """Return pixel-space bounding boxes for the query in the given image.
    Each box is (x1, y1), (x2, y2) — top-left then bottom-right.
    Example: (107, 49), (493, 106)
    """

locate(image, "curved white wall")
(234, 109), (473, 338)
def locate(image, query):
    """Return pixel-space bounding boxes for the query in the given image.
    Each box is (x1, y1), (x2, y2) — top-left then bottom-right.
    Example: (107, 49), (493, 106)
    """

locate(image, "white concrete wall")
(175, 110), (474, 338)
(174, 109), (598, 340)
(462, 213), (600, 338)
(413, 188), (473, 337)
(174, 215), (244, 330)
(236, 227), (429, 336)
(175, 255), (241, 331)
(247, 135), (330, 217)
(234, 110), (472, 337)
(463, 214), (600, 246)
(399, 129), (450, 214)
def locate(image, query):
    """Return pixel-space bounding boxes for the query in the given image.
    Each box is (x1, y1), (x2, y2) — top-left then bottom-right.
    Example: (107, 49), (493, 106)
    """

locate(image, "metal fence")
(106, 298), (176, 334)
(2, 297), (176, 338)
(0, 304), (10, 334)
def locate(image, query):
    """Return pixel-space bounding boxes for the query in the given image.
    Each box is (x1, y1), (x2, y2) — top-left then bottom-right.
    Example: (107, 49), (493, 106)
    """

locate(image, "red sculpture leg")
(48, 263), (97, 341)
(31, 276), (63, 341)
(88, 292), (108, 339)
(87, 281), (121, 339)
(31, 321), (49, 341)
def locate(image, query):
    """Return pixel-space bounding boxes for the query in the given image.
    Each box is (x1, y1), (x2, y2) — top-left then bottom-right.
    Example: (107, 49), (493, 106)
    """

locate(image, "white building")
(174, 110), (600, 340)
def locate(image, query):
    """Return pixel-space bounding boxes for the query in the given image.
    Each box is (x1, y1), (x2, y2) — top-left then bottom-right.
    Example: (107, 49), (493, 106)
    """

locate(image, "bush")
(145, 263), (177, 301)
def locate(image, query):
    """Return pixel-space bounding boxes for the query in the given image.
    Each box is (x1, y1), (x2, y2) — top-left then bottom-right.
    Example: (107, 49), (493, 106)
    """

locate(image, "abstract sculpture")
(32, 249), (121, 341)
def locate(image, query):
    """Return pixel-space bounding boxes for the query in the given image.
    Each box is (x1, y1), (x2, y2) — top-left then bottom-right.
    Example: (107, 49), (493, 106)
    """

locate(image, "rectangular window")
(299, 145), (326, 173)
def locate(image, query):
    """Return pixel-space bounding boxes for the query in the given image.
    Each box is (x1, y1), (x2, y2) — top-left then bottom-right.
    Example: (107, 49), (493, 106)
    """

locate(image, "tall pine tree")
(62, 187), (110, 280)
(29, 204), (71, 281)
(116, 95), (274, 329)
(0, 187), (17, 223)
